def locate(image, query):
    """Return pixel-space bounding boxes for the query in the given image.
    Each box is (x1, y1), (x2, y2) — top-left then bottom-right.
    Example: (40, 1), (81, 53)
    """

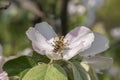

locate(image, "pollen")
(52, 36), (69, 54)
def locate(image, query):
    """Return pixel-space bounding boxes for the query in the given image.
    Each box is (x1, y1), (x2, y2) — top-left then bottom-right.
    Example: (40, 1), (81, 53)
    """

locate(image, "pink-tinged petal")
(80, 33), (109, 57)
(63, 32), (94, 60)
(0, 57), (3, 72)
(83, 56), (113, 73)
(26, 27), (52, 55)
(65, 26), (92, 43)
(0, 45), (5, 71)
(26, 27), (46, 43)
(69, 32), (94, 49)
(63, 43), (84, 60)
(0, 71), (8, 80)
(32, 42), (46, 55)
(0, 56), (5, 72)
(35, 22), (57, 40)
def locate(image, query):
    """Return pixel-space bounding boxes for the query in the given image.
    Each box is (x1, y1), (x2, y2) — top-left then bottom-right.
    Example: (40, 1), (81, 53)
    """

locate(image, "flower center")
(52, 36), (69, 54)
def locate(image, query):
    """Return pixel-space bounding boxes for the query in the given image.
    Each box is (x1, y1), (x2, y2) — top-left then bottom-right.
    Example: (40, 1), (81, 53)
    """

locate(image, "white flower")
(26, 22), (95, 60)
(0, 71), (8, 80)
(81, 56), (113, 73)
(110, 27), (120, 40)
(0, 44), (5, 72)
(0, 55), (4, 72)
(68, 2), (86, 15)
(108, 65), (120, 77)
(80, 33), (109, 57)
(0, 45), (8, 80)
(79, 32), (112, 73)
(81, 0), (104, 8)
(18, 48), (33, 56)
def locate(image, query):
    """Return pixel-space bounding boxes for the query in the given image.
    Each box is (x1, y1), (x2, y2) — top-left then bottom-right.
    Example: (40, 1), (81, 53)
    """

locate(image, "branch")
(60, 0), (69, 35)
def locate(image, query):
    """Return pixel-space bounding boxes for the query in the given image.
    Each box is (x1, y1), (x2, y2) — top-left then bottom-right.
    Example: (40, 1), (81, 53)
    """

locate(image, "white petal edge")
(63, 32), (94, 60)
(0, 71), (8, 80)
(80, 33), (109, 57)
(65, 26), (93, 48)
(26, 27), (53, 55)
(35, 22), (57, 40)
(63, 42), (84, 60)
(83, 56), (113, 73)
(0, 56), (4, 72)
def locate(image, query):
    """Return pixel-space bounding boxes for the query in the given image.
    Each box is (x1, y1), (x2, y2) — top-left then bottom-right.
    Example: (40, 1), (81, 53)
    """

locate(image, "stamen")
(52, 36), (69, 54)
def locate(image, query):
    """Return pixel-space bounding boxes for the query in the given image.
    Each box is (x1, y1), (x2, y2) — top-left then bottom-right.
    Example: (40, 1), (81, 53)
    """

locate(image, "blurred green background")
(0, 0), (120, 80)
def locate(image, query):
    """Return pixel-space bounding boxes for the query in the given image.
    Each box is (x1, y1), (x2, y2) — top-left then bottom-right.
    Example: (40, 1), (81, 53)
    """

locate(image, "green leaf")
(70, 62), (89, 80)
(3, 56), (37, 76)
(63, 65), (74, 80)
(22, 63), (68, 80)
(18, 69), (30, 80)
(88, 67), (98, 80)
(32, 52), (50, 63)
(70, 55), (83, 62)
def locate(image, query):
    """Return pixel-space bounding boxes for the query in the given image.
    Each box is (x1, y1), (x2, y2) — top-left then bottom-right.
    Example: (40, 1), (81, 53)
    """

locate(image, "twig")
(60, 0), (69, 35)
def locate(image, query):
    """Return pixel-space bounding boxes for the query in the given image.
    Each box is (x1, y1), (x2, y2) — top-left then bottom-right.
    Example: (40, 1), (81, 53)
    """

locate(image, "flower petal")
(65, 26), (92, 43)
(63, 32), (94, 60)
(83, 56), (113, 73)
(26, 27), (52, 55)
(35, 22), (57, 40)
(0, 48), (5, 72)
(65, 26), (94, 48)
(0, 71), (8, 80)
(63, 43), (84, 60)
(0, 56), (4, 72)
(0, 45), (4, 71)
(80, 33), (109, 57)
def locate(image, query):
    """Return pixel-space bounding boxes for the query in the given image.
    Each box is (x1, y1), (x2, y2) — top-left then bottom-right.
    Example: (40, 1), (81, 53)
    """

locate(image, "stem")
(61, 0), (69, 35)
(49, 59), (54, 64)
(32, 0), (46, 25)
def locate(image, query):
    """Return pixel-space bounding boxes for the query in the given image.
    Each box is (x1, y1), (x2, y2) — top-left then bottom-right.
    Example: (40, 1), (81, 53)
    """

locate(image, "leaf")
(88, 67), (98, 80)
(70, 62), (89, 80)
(3, 56), (37, 76)
(70, 55), (83, 62)
(22, 63), (68, 80)
(63, 65), (74, 80)
(32, 52), (50, 63)
(18, 69), (30, 80)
